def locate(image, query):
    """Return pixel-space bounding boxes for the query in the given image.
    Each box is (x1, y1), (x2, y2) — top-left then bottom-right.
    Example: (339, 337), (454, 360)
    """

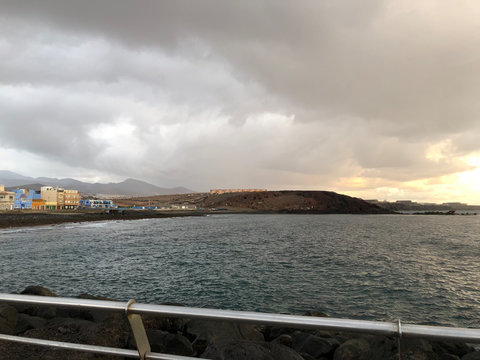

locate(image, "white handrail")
(1, 293), (480, 359)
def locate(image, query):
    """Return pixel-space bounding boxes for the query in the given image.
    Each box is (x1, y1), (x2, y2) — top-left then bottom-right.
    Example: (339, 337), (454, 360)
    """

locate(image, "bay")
(0, 214), (479, 328)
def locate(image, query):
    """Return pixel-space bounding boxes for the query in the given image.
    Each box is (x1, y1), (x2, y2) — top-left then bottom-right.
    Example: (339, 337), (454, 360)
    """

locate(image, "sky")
(1, 1), (480, 203)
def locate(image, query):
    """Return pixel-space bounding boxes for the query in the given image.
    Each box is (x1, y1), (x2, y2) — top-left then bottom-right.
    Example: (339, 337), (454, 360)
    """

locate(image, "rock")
(46, 316), (97, 330)
(192, 338), (209, 356)
(263, 326), (298, 341)
(440, 354), (461, 360)
(0, 314), (127, 360)
(20, 286), (57, 297)
(128, 329), (193, 356)
(0, 318), (14, 335)
(36, 307), (57, 319)
(400, 338), (440, 360)
(76, 293), (114, 301)
(304, 310), (329, 317)
(14, 313), (47, 335)
(13, 286), (58, 318)
(334, 338), (371, 360)
(0, 304), (18, 330)
(185, 319), (264, 344)
(291, 330), (339, 358)
(202, 338), (304, 360)
(71, 293), (121, 323)
(272, 334), (293, 348)
(141, 313), (188, 333)
(462, 352), (480, 360)
(433, 341), (475, 358)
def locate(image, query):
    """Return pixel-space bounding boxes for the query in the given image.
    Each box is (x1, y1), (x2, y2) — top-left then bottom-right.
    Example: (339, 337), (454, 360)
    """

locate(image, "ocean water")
(0, 214), (479, 327)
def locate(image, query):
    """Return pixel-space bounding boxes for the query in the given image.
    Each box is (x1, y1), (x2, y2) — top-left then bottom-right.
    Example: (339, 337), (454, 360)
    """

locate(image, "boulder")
(263, 326), (298, 341)
(333, 338), (372, 360)
(0, 304), (18, 330)
(45, 316), (97, 330)
(202, 338), (304, 360)
(291, 330), (339, 358)
(20, 286), (57, 297)
(400, 338), (440, 360)
(14, 313), (47, 335)
(13, 286), (58, 318)
(128, 329), (193, 356)
(440, 355), (461, 360)
(272, 334), (293, 348)
(433, 341), (475, 358)
(141, 312), (188, 333)
(0, 318), (14, 335)
(304, 310), (329, 317)
(185, 319), (264, 344)
(462, 352), (480, 360)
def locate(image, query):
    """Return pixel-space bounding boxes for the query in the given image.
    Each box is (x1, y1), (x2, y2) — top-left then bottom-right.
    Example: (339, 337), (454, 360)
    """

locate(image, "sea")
(1, 213), (479, 328)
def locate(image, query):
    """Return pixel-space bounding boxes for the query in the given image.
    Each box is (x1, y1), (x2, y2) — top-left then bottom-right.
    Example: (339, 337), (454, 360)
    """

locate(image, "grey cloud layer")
(1, 0), (479, 192)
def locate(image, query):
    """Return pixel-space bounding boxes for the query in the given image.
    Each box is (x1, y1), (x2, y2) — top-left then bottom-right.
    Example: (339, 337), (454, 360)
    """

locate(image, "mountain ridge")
(0, 170), (194, 196)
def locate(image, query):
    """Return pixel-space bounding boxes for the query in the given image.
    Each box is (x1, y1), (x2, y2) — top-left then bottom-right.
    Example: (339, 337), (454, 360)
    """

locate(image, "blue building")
(79, 199), (117, 209)
(13, 189), (34, 209)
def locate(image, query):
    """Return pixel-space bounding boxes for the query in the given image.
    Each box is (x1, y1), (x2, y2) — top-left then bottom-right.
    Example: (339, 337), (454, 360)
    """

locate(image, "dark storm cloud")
(1, 0), (479, 199)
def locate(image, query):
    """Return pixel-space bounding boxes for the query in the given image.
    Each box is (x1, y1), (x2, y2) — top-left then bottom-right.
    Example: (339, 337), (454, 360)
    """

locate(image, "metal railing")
(1, 293), (480, 359)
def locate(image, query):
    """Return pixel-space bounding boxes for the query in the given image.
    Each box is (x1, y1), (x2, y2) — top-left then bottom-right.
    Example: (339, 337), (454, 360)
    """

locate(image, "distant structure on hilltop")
(210, 189), (267, 195)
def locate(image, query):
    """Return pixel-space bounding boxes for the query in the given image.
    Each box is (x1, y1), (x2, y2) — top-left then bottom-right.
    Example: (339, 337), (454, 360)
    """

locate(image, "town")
(0, 184), (115, 210)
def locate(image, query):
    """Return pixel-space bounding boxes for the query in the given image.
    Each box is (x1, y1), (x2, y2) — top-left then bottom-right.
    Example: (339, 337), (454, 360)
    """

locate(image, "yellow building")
(0, 185), (15, 210)
(40, 186), (81, 210)
(41, 186), (58, 210)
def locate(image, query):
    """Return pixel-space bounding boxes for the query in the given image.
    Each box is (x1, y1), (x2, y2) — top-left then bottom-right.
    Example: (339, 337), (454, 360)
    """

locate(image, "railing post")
(397, 319), (402, 360)
(126, 299), (151, 360)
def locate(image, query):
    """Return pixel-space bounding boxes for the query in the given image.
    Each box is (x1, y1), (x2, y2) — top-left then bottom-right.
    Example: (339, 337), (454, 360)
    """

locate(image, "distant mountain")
(0, 170), (33, 181)
(0, 171), (35, 187)
(0, 171), (194, 196)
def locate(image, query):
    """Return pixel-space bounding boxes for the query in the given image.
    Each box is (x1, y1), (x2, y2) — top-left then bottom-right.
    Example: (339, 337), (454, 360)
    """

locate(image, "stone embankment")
(1, 286), (480, 359)
(0, 210), (200, 229)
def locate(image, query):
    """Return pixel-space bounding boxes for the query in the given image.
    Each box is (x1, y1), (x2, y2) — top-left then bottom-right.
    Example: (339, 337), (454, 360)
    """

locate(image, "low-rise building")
(79, 199), (117, 209)
(14, 189), (33, 209)
(64, 189), (81, 209)
(32, 198), (46, 210)
(57, 188), (65, 209)
(0, 185), (15, 210)
(210, 189), (267, 195)
(41, 186), (58, 210)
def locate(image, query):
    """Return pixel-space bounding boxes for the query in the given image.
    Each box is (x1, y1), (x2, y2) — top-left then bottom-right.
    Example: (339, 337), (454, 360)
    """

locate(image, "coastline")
(0, 209), (396, 230)
(0, 210), (204, 229)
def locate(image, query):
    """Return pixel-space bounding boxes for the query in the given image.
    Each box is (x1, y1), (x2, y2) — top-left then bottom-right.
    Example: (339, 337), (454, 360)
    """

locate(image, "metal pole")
(0, 334), (201, 360)
(2, 293), (480, 343)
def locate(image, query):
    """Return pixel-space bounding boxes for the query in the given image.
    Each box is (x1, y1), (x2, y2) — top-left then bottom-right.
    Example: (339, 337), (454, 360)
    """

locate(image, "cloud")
(1, 1), (480, 201)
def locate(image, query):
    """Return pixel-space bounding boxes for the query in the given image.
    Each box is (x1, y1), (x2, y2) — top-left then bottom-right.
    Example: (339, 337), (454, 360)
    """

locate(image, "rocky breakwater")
(0, 210), (200, 229)
(1, 286), (480, 360)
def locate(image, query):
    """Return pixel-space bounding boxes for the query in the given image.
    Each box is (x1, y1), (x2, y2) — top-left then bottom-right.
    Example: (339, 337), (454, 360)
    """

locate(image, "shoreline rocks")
(0, 286), (479, 360)
(0, 210), (201, 229)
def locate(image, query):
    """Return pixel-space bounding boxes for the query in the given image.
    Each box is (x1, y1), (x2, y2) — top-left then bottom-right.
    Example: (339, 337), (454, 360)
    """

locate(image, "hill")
(202, 190), (389, 213)
(115, 190), (390, 214)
